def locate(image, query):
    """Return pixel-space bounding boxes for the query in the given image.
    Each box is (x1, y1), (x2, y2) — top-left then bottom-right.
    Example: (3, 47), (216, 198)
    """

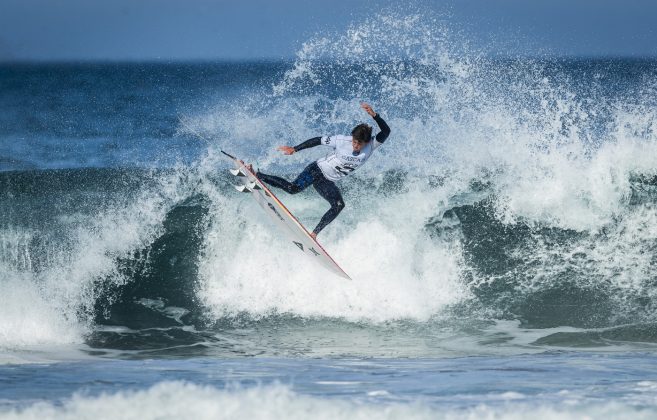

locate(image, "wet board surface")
(222, 150), (351, 280)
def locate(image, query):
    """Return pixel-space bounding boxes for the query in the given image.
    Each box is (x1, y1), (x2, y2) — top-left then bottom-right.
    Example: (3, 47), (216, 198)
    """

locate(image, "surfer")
(254, 102), (390, 239)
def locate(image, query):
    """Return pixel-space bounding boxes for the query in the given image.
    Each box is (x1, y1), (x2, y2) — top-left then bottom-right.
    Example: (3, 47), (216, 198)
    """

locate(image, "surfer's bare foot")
(239, 161), (254, 173)
(310, 232), (317, 240)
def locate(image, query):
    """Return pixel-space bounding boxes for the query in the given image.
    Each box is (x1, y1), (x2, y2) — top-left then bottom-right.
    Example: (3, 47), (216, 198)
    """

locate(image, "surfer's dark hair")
(351, 124), (372, 143)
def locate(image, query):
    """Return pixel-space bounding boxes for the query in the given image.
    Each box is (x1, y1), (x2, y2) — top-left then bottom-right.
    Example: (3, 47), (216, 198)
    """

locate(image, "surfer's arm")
(277, 137), (321, 155)
(293, 137), (322, 152)
(279, 136), (331, 155)
(372, 114), (391, 143)
(361, 102), (390, 143)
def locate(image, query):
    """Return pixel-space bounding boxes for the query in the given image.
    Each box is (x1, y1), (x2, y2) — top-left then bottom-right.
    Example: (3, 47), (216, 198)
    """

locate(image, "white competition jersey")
(316, 134), (382, 182)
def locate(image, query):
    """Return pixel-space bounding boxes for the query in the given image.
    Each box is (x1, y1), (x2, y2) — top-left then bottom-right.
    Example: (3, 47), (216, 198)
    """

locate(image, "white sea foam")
(0, 270), (80, 347)
(2, 381), (656, 420)
(197, 172), (469, 322)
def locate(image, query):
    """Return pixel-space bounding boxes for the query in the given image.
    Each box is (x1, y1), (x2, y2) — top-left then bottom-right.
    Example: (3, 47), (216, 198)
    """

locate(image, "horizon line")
(2, 54), (657, 65)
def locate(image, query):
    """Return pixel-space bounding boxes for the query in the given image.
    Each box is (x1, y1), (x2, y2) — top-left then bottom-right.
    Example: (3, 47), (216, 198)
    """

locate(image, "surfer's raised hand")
(361, 102), (376, 117)
(278, 146), (296, 155)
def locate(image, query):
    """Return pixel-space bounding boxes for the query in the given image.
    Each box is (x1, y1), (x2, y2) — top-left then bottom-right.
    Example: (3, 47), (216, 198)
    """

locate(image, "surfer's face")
(352, 138), (366, 153)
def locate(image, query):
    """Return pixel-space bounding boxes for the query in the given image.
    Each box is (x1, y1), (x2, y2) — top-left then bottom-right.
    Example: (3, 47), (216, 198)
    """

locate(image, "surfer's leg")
(257, 162), (318, 194)
(312, 178), (345, 235)
(256, 172), (303, 194)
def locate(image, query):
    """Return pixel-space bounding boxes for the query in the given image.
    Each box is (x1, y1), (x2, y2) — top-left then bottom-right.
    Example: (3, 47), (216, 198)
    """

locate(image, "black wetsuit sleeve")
(373, 114), (391, 143)
(293, 136), (322, 152)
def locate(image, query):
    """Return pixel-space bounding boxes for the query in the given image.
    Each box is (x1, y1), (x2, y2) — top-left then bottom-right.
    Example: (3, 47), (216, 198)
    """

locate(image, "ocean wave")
(2, 381), (656, 420)
(3, 11), (657, 352)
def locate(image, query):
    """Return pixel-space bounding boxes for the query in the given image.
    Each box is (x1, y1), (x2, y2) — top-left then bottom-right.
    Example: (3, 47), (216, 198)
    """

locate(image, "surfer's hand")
(361, 102), (376, 117)
(278, 146), (296, 155)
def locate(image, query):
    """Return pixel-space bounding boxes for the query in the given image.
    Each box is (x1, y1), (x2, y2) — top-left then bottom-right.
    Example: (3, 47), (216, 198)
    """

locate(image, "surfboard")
(222, 151), (352, 280)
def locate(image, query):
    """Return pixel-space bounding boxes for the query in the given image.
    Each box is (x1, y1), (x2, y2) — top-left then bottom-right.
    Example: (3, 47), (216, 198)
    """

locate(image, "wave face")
(3, 12), (657, 356)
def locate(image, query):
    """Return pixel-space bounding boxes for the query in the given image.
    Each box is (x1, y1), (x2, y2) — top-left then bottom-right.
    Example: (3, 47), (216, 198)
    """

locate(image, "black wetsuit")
(257, 114), (390, 235)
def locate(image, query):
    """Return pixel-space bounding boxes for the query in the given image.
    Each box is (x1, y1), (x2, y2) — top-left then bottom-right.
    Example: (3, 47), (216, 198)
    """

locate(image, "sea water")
(2, 12), (657, 419)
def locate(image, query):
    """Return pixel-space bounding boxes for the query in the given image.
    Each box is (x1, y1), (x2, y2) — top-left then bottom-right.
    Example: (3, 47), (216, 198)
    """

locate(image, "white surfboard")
(222, 151), (351, 280)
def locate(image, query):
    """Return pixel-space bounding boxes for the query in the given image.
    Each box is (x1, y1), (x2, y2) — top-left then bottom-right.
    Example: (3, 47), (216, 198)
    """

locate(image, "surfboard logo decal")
(267, 203), (285, 221)
(293, 241), (304, 251)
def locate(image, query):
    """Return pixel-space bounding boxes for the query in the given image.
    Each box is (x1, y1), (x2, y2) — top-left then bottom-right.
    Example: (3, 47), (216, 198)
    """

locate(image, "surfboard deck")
(222, 150), (351, 280)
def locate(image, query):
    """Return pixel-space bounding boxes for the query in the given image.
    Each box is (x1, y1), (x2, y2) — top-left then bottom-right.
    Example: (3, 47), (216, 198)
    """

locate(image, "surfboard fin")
(234, 184), (252, 193)
(248, 181), (262, 190)
(230, 168), (247, 177)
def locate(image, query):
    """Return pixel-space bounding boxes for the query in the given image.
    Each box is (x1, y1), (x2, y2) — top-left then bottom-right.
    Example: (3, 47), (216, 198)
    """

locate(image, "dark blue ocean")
(3, 14), (657, 419)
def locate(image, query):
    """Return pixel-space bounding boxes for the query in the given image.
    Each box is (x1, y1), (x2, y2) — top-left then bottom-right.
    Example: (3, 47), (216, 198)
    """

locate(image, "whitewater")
(2, 12), (657, 419)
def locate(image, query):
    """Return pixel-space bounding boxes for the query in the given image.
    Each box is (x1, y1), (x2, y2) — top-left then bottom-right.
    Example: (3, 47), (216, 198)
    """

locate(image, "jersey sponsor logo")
(267, 203), (285, 221)
(334, 165), (356, 176)
(341, 155), (363, 162)
(324, 136), (331, 144)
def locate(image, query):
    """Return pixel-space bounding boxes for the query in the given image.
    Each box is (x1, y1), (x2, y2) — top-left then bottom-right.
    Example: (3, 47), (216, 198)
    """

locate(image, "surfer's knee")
(289, 183), (303, 194)
(334, 199), (345, 213)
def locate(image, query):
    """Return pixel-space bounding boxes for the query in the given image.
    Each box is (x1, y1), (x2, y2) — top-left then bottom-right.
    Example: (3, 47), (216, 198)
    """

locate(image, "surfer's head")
(351, 123), (372, 152)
